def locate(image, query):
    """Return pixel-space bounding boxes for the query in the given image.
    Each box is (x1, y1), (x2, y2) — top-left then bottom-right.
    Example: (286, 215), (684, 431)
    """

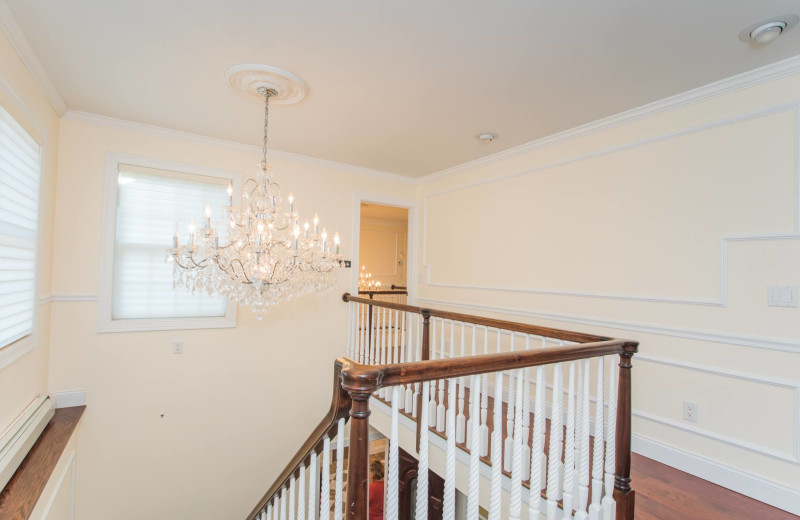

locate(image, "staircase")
(245, 294), (638, 520)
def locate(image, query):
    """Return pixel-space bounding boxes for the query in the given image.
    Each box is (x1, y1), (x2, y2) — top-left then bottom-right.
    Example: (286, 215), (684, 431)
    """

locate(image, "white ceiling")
(7, 0), (800, 177)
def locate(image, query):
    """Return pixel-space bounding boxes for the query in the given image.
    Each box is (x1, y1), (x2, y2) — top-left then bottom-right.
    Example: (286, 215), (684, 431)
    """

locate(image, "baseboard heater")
(0, 396), (55, 491)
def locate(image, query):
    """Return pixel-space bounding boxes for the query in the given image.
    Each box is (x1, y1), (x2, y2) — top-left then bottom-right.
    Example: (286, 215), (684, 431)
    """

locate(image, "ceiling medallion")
(225, 64), (309, 105)
(169, 66), (341, 319)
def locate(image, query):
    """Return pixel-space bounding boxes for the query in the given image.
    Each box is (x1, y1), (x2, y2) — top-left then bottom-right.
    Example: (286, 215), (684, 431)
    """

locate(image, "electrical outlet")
(172, 341), (183, 354)
(683, 401), (698, 422)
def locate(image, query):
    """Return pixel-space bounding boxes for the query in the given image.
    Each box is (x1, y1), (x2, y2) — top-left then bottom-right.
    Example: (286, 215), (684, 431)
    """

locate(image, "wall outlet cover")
(768, 286), (798, 307)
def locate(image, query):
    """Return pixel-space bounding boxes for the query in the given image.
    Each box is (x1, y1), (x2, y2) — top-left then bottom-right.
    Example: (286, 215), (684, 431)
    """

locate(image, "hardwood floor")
(0, 406), (85, 520)
(632, 454), (798, 520)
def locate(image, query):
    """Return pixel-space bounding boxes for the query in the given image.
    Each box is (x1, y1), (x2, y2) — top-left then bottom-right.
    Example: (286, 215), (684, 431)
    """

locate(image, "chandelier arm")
(229, 258), (255, 284)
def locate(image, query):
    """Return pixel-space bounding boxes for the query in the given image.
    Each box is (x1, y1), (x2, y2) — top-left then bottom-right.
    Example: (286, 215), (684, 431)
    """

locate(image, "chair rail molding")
(421, 102), (800, 307)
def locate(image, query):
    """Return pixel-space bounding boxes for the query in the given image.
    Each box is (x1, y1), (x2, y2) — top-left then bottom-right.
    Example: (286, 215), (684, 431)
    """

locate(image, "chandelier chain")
(262, 90), (270, 167)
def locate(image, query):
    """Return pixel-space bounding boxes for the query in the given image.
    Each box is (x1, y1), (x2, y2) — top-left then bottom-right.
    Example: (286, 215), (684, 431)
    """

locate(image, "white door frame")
(352, 193), (417, 304)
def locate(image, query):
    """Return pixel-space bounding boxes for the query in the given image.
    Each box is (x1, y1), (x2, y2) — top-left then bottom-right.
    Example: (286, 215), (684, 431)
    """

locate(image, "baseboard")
(632, 434), (800, 515)
(50, 390), (86, 408)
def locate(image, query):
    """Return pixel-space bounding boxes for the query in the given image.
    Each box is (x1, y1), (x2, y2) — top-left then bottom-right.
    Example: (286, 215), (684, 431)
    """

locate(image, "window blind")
(0, 106), (41, 349)
(112, 165), (229, 320)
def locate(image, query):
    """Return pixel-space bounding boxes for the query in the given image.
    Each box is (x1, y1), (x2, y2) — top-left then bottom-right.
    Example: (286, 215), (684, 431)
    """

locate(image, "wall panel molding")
(421, 103), (800, 307)
(415, 297), (800, 353)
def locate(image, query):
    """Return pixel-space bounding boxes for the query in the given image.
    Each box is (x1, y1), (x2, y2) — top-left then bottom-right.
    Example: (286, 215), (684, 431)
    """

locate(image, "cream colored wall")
(0, 28), (58, 432)
(48, 117), (414, 520)
(416, 72), (800, 500)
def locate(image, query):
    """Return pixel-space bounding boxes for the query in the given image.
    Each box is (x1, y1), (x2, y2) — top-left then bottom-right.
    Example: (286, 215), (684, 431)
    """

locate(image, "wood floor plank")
(0, 406), (85, 520)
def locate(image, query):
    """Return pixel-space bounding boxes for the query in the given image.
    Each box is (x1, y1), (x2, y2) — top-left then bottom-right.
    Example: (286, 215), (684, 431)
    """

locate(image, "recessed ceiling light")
(477, 133), (496, 142)
(739, 15), (798, 45)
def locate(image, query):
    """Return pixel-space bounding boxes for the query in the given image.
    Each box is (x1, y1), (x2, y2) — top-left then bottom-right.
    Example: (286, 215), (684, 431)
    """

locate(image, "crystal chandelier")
(358, 266), (382, 291)
(168, 87), (343, 318)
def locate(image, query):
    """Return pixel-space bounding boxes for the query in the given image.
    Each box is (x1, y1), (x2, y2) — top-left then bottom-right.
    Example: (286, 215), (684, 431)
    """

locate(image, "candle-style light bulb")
(227, 181), (233, 197)
(205, 204), (211, 218)
(303, 221), (309, 238)
(288, 193), (294, 214)
(313, 214), (319, 234)
(188, 220), (195, 234)
(321, 228), (327, 253)
(333, 232), (340, 254)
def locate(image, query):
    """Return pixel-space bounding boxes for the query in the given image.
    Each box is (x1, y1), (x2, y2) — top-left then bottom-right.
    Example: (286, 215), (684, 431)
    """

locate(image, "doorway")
(357, 202), (410, 299)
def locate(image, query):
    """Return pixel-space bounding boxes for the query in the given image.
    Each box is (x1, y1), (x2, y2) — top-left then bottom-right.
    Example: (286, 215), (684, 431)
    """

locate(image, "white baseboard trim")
(51, 390), (86, 408)
(632, 434), (800, 515)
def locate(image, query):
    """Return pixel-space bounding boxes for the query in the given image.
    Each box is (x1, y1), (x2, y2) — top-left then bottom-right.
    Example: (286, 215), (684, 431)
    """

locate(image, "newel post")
(346, 391), (372, 520)
(415, 310), (431, 453)
(343, 363), (380, 520)
(614, 342), (639, 520)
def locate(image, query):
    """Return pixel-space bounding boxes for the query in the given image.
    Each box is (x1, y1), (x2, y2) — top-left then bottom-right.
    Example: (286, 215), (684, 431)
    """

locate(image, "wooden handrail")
(245, 360), (352, 520)
(342, 293), (610, 344)
(339, 339), (636, 393)
(390, 284), (407, 290)
(356, 290), (408, 296)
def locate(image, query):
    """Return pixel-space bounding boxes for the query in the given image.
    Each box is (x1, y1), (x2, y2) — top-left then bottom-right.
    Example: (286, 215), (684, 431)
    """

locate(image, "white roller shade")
(112, 165), (229, 320)
(0, 105), (41, 350)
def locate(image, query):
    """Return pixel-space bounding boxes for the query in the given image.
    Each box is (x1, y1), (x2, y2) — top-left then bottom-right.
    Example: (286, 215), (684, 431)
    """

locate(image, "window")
(98, 154), (240, 332)
(0, 104), (42, 352)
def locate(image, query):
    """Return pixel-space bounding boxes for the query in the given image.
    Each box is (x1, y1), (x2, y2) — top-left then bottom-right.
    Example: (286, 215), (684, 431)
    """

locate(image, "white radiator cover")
(0, 396), (55, 491)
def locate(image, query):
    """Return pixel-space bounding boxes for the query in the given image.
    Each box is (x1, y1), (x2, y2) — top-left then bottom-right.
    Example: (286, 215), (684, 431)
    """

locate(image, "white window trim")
(97, 152), (241, 333)
(0, 72), (46, 371)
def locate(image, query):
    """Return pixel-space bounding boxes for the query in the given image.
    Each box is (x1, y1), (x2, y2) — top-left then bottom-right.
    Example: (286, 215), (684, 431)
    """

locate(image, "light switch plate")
(768, 286), (798, 308)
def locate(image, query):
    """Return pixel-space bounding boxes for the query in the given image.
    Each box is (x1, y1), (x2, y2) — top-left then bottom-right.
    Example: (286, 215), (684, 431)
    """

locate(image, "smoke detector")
(739, 15), (798, 44)
(477, 133), (496, 142)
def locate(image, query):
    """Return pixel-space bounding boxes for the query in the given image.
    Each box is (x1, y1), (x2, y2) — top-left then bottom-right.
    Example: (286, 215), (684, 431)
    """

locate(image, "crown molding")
(0, 0), (67, 116)
(420, 54), (800, 184)
(62, 109), (415, 184)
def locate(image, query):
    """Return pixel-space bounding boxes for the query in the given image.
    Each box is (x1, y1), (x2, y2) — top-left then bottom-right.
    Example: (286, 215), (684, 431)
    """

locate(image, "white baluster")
(272, 497), (278, 520)
(521, 336), (531, 481)
(588, 358), (605, 520)
(480, 328), (490, 457)
(547, 362), (563, 520)
(404, 313), (414, 414)
(346, 302), (352, 358)
(335, 419), (344, 520)
(289, 477), (297, 520)
(395, 309), (400, 364)
(456, 323), (466, 444)
(416, 382), (430, 520)
(387, 386), (401, 520)
(320, 436), (330, 520)
(436, 321), (447, 432)
(504, 333), (516, 473)
(263, 504), (270, 520)
(509, 368), (524, 520)
(298, 465), (306, 520)
(281, 487), (288, 520)
(442, 377), (457, 520)
(529, 363), (547, 520)
(488, 366), (504, 520)
(467, 373), (481, 520)
(308, 451), (318, 520)
(466, 325), (477, 449)
(602, 358), (618, 520)
(369, 306), (376, 366)
(412, 314), (421, 417)
(381, 309), (396, 402)
(562, 362), (576, 519)
(575, 360), (590, 520)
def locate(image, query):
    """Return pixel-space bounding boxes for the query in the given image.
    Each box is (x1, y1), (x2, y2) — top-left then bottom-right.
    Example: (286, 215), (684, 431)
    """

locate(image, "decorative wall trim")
(416, 297), (800, 353)
(419, 55), (800, 184)
(632, 435), (800, 516)
(62, 110), (415, 184)
(421, 103), (800, 307)
(0, 0), (67, 115)
(51, 294), (98, 303)
(51, 390), (86, 408)
(36, 449), (76, 520)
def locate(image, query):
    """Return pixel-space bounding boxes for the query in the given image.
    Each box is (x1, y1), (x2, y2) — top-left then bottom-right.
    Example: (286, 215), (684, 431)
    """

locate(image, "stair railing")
(247, 295), (638, 520)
